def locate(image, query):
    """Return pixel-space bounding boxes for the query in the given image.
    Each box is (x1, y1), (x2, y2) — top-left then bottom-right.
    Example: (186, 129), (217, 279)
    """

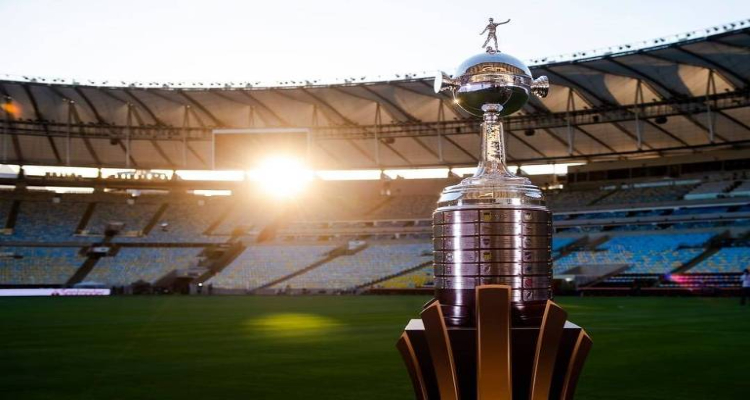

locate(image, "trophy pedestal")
(401, 319), (588, 400)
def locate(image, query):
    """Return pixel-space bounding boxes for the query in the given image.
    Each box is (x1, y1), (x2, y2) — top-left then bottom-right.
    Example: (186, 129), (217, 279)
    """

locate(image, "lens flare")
(1, 102), (21, 118)
(248, 156), (313, 199)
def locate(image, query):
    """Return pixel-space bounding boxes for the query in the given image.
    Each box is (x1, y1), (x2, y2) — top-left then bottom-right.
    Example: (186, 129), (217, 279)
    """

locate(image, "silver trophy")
(432, 19), (551, 326)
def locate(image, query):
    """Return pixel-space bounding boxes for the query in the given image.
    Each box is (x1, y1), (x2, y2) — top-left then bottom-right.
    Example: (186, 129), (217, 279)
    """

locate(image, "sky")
(0, 0), (748, 85)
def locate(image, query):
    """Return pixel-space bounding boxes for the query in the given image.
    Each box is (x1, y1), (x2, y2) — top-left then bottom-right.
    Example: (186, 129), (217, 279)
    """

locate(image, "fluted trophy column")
(433, 42), (551, 327)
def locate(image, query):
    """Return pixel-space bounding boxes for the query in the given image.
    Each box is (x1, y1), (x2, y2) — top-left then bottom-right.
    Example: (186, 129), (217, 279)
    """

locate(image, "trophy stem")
(475, 103), (514, 178)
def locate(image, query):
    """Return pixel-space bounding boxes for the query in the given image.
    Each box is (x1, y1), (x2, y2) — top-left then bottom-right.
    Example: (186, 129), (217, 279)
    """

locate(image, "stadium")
(1, 2), (750, 399)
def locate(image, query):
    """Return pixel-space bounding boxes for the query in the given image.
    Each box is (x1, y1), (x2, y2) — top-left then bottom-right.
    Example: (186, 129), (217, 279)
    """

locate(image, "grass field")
(1, 296), (749, 400)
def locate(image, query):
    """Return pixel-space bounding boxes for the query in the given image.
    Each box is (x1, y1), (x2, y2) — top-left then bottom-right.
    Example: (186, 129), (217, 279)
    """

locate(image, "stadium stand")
(86, 247), (203, 286)
(546, 188), (604, 209)
(684, 181), (735, 200)
(555, 233), (714, 274)
(0, 247), (84, 285)
(688, 247), (750, 273)
(85, 200), (160, 236)
(4, 199), (88, 242)
(207, 244), (337, 290)
(730, 180), (750, 197)
(0, 167), (748, 293)
(374, 264), (433, 289)
(277, 242), (432, 291)
(137, 199), (227, 243)
(598, 183), (695, 205)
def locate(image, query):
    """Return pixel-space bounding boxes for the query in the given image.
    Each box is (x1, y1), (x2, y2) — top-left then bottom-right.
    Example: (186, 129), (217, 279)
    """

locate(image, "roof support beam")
(184, 140), (208, 168)
(129, 106), (175, 167)
(177, 91), (225, 127)
(707, 37), (750, 52)
(66, 102), (102, 165)
(522, 102), (585, 156)
(716, 109), (750, 132)
(21, 85), (62, 164)
(44, 86), (101, 165)
(574, 125), (618, 153)
(313, 141), (345, 168)
(236, 91), (289, 126)
(300, 88), (358, 126)
(537, 67), (606, 107)
(506, 130), (549, 158)
(335, 86), (412, 122)
(588, 61), (728, 142)
(0, 84), (25, 164)
(380, 140), (413, 166)
(347, 139), (378, 165)
(415, 80), (466, 118)
(411, 136), (441, 161)
(75, 87), (139, 167)
(604, 57), (684, 98)
(122, 89), (166, 126)
(209, 91), (273, 127)
(443, 135), (478, 163)
(648, 49), (747, 89)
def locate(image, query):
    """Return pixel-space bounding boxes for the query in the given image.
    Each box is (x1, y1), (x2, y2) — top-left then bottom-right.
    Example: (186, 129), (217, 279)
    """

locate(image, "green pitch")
(1, 296), (748, 399)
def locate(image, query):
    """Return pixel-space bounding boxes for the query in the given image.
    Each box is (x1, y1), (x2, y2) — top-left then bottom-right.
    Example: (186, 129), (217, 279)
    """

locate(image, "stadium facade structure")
(0, 21), (749, 170)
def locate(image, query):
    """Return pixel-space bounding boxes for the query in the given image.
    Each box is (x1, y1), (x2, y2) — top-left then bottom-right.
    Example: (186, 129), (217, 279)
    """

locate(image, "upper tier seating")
(672, 206), (729, 215)
(3, 200), (87, 242)
(688, 247), (750, 273)
(546, 189), (604, 209)
(367, 195), (437, 220)
(552, 236), (580, 258)
(134, 199), (226, 243)
(85, 201), (160, 235)
(278, 242), (432, 290)
(0, 246), (83, 285)
(730, 181), (750, 197)
(552, 237), (578, 251)
(554, 233), (713, 274)
(684, 181), (734, 200)
(0, 200), (12, 226)
(207, 244), (337, 290)
(87, 247), (202, 285)
(598, 184), (694, 206)
(573, 212), (629, 220)
(210, 202), (274, 235)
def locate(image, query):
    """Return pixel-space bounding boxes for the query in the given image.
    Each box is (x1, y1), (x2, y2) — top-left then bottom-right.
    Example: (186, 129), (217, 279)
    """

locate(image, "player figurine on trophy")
(397, 19), (591, 400)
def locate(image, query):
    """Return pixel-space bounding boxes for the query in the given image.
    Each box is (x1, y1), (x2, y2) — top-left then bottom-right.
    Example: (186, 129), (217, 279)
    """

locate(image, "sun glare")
(247, 156), (313, 198)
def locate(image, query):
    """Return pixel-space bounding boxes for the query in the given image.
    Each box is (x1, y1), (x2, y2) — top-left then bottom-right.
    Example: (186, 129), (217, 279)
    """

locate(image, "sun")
(248, 156), (313, 199)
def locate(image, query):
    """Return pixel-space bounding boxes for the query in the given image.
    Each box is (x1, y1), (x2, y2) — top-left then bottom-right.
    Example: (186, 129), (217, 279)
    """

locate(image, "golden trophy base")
(397, 285), (592, 400)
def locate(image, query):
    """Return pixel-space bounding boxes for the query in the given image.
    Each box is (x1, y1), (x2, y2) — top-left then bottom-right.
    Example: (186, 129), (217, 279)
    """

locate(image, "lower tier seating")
(208, 244), (337, 290)
(688, 247), (750, 273)
(554, 233), (713, 274)
(277, 242), (432, 290)
(374, 265), (434, 289)
(87, 247), (202, 286)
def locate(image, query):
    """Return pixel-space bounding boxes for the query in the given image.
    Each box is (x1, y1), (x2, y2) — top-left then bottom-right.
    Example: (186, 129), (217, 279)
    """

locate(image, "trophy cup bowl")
(435, 51), (549, 116)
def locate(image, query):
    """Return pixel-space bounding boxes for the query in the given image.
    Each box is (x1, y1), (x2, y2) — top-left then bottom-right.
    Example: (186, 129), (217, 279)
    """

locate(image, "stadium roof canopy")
(1, 20), (749, 170)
